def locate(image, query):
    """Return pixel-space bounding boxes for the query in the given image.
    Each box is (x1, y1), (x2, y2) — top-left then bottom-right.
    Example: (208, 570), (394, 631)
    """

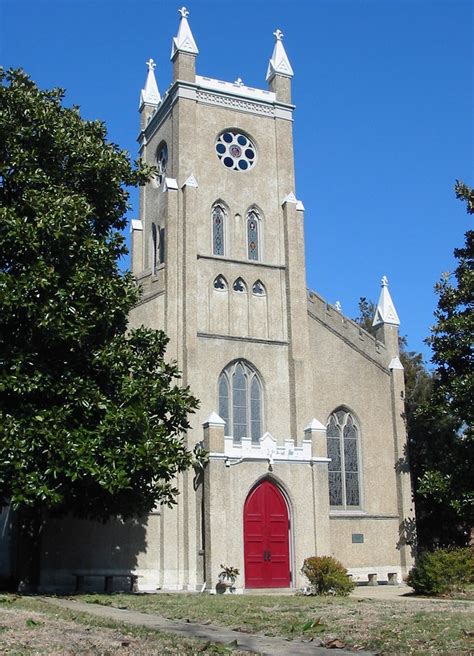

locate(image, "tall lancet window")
(218, 361), (263, 444)
(212, 203), (226, 256)
(247, 210), (259, 260)
(327, 410), (361, 509)
(151, 223), (158, 273)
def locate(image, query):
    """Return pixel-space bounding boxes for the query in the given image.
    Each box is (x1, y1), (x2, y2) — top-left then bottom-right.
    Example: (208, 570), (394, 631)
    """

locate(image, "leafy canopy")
(0, 69), (199, 520)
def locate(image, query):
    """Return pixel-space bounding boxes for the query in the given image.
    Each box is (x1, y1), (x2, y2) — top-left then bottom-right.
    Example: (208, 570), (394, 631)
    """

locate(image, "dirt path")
(42, 596), (374, 656)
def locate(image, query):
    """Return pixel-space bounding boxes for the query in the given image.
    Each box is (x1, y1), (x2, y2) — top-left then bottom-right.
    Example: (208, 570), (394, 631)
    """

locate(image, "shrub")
(407, 547), (474, 595)
(301, 556), (355, 596)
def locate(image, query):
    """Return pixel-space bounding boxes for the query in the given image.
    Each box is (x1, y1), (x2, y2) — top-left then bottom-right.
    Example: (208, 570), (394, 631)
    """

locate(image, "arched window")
(247, 209), (260, 261)
(218, 361), (263, 444)
(232, 277), (246, 293)
(212, 203), (226, 256)
(151, 223), (158, 274)
(252, 280), (266, 295)
(213, 275), (227, 291)
(159, 227), (165, 264)
(327, 410), (361, 509)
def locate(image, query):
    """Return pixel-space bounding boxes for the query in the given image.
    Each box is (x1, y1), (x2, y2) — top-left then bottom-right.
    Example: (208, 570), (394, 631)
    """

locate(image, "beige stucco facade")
(39, 14), (414, 593)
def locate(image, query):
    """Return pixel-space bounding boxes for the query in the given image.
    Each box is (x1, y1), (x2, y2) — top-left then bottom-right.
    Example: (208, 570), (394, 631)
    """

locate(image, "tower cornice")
(138, 78), (295, 144)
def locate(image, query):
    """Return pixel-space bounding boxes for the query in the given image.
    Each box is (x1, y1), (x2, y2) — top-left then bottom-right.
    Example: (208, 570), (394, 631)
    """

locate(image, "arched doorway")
(243, 479), (291, 588)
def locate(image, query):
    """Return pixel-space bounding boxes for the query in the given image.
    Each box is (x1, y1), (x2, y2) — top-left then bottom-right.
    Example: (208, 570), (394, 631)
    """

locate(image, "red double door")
(243, 480), (291, 588)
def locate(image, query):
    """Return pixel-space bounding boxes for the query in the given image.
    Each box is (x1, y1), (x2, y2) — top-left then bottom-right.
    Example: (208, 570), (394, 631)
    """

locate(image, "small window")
(247, 211), (260, 261)
(151, 224), (158, 274)
(327, 410), (361, 509)
(213, 275), (227, 291)
(156, 143), (168, 186)
(215, 130), (256, 172)
(218, 361), (263, 444)
(212, 203), (226, 256)
(233, 277), (246, 293)
(252, 280), (266, 295)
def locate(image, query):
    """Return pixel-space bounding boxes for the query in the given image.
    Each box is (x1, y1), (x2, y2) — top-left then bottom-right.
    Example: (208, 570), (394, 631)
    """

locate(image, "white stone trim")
(196, 89), (275, 117)
(203, 412), (225, 428)
(163, 177), (178, 191)
(304, 417), (326, 432)
(223, 431), (313, 462)
(296, 200), (305, 212)
(196, 75), (276, 103)
(130, 219), (143, 232)
(389, 356), (404, 370)
(182, 174), (199, 188)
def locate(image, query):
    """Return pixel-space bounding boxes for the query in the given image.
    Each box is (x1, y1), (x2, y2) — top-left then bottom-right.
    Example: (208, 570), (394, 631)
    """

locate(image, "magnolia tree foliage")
(416, 181), (474, 536)
(0, 69), (200, 522)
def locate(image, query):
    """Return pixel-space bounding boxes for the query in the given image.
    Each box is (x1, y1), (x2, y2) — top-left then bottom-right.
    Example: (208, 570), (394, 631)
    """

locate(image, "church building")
(37, 8), (414, 592)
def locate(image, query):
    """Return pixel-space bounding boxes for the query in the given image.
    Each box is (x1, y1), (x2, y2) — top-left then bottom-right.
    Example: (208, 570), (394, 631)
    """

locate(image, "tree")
(353, 298), (464, 549)
(0, 69), (200, 588)
(415, 181), (474, 542)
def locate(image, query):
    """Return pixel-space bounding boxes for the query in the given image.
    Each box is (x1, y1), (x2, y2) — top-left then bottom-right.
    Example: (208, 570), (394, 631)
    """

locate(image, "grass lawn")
(0, 595), (249, 655)
(78, 591), (474, 655)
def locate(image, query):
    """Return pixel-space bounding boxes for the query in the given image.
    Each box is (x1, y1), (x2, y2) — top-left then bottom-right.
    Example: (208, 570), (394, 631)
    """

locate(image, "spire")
(140, 58), (161, 107)
(372, 276), (400, 327)
(266, 28), (294, 82)
(171, 6), (199, 59)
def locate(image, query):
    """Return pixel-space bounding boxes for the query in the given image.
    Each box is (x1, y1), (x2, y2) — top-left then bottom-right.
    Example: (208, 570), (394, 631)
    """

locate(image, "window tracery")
(212, 203), (226, 256)
(327, 410), (361, 509)
(233, 277), (247, 293)
(247, 210), (260, 261)
(218, 361), (263, 444)
(213, 275), (227, 291)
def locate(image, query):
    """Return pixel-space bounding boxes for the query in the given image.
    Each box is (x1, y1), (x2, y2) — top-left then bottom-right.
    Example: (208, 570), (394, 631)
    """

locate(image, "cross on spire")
(381, 275), (389, 287)
(146, 58), (156, 71)
(273, 28), (284, 41)
(178, 6), (189, 18)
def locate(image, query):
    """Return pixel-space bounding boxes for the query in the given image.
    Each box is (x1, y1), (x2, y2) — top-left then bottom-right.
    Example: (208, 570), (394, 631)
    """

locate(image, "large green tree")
(415, 181), (473, 542)
(0, 69), (199, 587)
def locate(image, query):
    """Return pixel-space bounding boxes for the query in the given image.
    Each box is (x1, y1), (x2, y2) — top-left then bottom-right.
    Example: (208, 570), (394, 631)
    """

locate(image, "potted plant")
(216, 564), (240, 593)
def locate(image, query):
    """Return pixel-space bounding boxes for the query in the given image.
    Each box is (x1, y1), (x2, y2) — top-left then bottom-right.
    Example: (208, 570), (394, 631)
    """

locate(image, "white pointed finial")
(234, 77), (244, 87)
(335, 301), (342, 312)
(171, 5), (199, 58)
(140, 57), (161, 107)
(372, 275), (400, 327)
(267, 28), (294, 81)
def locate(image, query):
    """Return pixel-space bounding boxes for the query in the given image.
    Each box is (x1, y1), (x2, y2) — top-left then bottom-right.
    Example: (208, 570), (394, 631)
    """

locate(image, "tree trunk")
(15, 505), (44, 593)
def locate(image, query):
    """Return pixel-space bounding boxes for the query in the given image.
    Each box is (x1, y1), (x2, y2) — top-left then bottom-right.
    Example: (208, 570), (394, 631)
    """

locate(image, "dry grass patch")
(0, 595), (248, 655)
(79, 592), (474, 654)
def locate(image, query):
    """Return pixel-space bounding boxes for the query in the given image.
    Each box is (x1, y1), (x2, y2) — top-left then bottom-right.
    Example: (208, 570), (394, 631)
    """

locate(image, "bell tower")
(130, 6), (311, 441)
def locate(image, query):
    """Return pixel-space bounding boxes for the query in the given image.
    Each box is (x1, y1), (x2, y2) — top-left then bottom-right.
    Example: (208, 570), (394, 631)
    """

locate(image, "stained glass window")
(252, 280), (266, 295)
(215, 130), (256, 172)
(213, 275), (227, 291)
(233, 278), (246, 293)
(327, 410), (361, 509)
(156, 143), (168, 186)
(247, 212), (259, 261)
(212, 204), (225, 256)
(218, 361), (263, 444)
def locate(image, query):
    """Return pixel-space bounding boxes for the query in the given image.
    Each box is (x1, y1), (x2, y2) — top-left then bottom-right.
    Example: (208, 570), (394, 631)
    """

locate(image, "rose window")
(215, 131), (256, 172)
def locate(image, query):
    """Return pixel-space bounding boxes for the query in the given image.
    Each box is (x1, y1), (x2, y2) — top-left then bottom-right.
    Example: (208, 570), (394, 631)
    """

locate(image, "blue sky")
(1, 0), (472, 362)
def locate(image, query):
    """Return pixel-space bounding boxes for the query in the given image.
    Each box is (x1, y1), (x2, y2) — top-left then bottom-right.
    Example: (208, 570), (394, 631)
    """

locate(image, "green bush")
(407, 547), (474, 595)
(301, 556), (355, 596)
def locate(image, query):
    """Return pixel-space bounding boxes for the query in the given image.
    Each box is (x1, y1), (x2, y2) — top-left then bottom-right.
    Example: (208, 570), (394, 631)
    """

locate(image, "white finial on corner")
(140, 58), (161, 107)
(267, 27), (294, 81)
(372, 274), (400, 327)
(171, 5), (199, 58)
(335, 301), (342, 312)
(234, 77), (244, 87)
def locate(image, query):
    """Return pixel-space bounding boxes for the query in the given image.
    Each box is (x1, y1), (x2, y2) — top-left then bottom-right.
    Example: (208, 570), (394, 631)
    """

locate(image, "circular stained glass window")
(215, 130), (256, 172)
